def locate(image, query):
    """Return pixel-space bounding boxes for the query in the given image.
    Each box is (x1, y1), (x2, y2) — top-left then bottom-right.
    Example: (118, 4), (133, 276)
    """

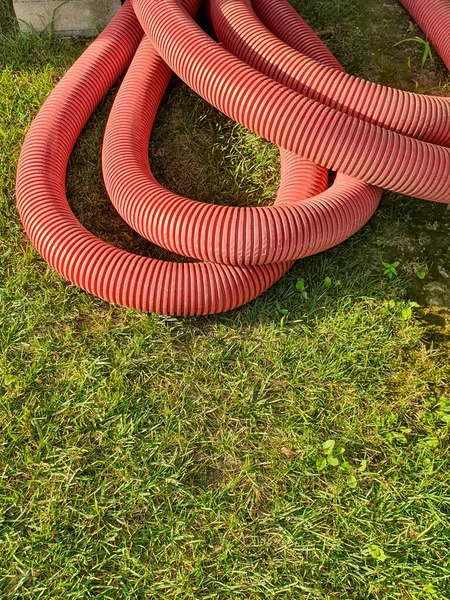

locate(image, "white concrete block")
(13, 0), (122, 37)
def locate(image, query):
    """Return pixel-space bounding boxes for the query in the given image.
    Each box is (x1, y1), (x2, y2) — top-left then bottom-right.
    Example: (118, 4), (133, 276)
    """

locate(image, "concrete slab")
(13, 0), (121, 37)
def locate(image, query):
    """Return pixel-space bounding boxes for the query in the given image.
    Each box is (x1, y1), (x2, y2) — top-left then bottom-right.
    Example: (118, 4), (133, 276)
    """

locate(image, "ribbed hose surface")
(133, 0), (450, 203)
(16, 0), (450, 315)
(102, 33), (380, 265)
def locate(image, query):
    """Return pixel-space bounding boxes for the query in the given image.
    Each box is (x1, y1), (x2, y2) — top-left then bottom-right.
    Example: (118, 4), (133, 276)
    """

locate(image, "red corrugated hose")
(16, 0), (450, 315)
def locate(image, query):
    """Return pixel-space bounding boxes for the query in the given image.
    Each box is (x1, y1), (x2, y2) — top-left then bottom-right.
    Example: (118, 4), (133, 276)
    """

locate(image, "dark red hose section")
(102, 26), (379, 265)
(16, 0), (450, 315)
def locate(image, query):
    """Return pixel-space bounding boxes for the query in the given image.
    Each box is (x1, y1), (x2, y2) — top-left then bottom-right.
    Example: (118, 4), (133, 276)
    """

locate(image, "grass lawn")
(1, 0), (450, 598)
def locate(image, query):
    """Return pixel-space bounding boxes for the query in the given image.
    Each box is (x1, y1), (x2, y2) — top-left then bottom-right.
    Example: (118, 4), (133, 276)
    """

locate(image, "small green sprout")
(394, 36), (434, 68)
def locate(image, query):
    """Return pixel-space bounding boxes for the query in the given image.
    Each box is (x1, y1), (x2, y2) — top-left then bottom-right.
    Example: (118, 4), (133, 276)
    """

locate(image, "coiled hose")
(16, 0), (450, 315)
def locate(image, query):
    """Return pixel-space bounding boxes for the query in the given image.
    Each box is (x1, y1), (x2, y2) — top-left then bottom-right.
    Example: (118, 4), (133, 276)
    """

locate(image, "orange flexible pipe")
(16, 0), (450, 315)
